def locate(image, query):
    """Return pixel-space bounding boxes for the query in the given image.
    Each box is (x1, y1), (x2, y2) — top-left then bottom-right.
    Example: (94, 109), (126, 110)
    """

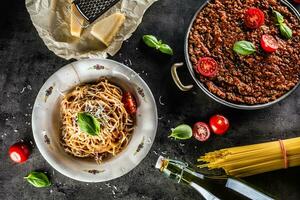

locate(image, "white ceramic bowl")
(32, 59), (158, 182)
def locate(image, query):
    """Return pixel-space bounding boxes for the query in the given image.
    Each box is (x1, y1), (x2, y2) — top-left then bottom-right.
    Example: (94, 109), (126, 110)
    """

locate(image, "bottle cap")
(155, 156), (165, 169)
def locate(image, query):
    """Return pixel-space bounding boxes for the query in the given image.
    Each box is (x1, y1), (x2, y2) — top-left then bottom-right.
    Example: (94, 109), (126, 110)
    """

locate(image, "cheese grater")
(73, 0), (121, 24)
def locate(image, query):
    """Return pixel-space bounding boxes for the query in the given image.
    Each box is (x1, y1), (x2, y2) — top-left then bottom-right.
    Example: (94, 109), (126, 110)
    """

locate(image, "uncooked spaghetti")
(198, 137), (300, 177)
(60, 79), (134, 163)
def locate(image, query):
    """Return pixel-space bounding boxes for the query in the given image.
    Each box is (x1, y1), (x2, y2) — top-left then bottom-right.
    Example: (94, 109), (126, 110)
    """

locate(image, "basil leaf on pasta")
(78, 112), (100, 136)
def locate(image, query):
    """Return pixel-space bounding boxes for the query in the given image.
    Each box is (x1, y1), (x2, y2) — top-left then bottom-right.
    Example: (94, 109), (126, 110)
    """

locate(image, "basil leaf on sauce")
(78, 112), (100, 136)
(273, 10), (284, 24)
(169, 124), (193, 140)
(233, 41), (256, 55)
(272, 10), (293, 39)
(24, 172), (51, 188)
(279, 23), (293, 39)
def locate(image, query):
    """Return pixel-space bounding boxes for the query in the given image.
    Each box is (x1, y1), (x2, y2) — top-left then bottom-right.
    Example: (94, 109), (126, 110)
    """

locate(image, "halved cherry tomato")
(209, 115), (230, 135)
(122, 92), (137, 115)
(9, 142), (30, 163)
(260, 34), (278, 53)
(196, 57), (218, 78)
(244, 8), (265, 29)
(193, 122), (211, 142)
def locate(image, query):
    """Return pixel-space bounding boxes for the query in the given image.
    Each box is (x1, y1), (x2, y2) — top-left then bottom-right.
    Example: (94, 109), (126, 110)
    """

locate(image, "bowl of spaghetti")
(32, 59), (158, 182)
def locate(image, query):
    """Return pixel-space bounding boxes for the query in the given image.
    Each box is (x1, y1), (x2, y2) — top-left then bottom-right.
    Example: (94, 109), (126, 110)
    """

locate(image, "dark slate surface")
(1, 0), (300, 199)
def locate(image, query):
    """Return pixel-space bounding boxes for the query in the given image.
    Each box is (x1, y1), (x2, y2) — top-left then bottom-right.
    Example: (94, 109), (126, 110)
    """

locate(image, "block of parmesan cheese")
(91, 13), (126, 46)
(70, 4), (85, 38)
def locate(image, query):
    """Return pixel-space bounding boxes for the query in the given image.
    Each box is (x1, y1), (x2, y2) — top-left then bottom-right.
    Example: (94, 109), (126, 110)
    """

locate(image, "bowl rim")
(31, 58), (158, 182)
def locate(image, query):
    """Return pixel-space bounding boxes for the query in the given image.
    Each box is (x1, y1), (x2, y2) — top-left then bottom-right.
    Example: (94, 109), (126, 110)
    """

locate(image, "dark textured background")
(1, 0), (300, 199)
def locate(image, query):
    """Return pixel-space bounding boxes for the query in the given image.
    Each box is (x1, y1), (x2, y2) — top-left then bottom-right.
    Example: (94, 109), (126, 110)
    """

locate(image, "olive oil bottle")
(155, 156), (274, 200)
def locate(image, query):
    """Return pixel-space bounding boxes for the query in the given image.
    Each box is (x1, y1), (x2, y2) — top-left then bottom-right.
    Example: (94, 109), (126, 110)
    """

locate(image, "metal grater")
(73, 0), (120, 23)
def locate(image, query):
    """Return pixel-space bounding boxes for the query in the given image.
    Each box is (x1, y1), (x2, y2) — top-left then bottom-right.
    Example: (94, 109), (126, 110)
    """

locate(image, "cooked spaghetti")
(60, 79), (134, 163)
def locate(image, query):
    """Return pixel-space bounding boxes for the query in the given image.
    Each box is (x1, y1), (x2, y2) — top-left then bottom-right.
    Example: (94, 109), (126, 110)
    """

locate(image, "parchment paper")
(25, 0), (157, 60)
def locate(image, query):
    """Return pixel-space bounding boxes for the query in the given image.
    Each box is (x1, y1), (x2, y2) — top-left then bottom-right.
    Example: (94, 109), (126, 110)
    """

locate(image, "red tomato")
(196, 57), (218, 78)
(122, 92), (137, 115)
(244, 8), (265, 29)
(193, 122), (211, 142)
(294, 0), (300, 3)
(260, 34), (278, 53)
(209, 115), (230, 135)
(9, 142), (30, 163)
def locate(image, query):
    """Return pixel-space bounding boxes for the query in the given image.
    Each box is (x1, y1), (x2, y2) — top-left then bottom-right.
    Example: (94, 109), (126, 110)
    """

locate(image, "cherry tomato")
(122, 92), (137, 115)
(9, 142), (30, 163)
(193, 122), (211, 142)
(244, 8), (265, 29)
(260, 34), (278, 53)
(209, 115), (230, 135)
(196, 57), (218, 78)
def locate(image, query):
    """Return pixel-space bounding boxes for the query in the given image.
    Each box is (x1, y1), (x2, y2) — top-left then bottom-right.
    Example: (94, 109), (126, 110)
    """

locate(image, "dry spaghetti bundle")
(198, 137), (300, 177)
(60, 79), (134, 163)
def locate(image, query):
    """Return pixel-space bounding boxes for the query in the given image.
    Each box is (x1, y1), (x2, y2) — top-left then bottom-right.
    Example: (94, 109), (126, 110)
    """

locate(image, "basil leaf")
(272, 10), (293, 39)
(143, 35), (160, 48)
(233, 41), (256, 56)
(273, 10), (284, 24)
(78, 112), (100, 136)
(24, 172), (51, 188)
(159, 43), (174, 55)
(279, 23), (293, 39)
(169, 124), (193, 140)
(142, 35), (173, 56)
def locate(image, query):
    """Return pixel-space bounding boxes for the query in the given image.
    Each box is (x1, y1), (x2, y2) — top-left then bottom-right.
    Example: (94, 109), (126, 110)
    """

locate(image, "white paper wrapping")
(25, 0), (157, 60)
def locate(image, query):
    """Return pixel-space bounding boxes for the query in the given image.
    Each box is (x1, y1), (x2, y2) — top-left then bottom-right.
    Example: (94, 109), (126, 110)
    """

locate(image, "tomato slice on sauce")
(193, 122), (211, 142)
(196, 57), (218, 78)
(260, 34), (279, 53)
(244, 8), (265, 29)
(9, 142), (30, 163)
(209, 115), (230, 135)
(122, 92), (137, 115)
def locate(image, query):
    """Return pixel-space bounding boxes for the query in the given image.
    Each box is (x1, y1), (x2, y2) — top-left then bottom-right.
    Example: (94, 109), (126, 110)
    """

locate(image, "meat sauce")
(188, 0), (300, 104)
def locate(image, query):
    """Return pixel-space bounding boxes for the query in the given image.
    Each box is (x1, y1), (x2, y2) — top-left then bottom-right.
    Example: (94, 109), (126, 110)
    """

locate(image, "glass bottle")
(155, 156), (275, 200)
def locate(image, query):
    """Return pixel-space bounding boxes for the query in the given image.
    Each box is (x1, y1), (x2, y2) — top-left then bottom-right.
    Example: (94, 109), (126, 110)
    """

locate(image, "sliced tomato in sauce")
(244, 8), (265, 29)
(196, 57), (218, 78)
(122, 92), (137, 115)
(260, 34), (279, 53)
(193, 122), (211, 142)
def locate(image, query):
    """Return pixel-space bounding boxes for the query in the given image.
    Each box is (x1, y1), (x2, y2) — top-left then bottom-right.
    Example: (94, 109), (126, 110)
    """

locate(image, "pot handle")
(171, 62), (194, 91)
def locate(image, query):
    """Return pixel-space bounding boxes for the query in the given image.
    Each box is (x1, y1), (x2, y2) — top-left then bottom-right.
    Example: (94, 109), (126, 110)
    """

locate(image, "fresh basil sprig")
(272, 10), (293, 39)
(169, 124), (193, 140)
(24, 172), (51, 188)
(233, 41), (256, 55)
(143, 35), (173, 55)
(78, 112), (100, 136)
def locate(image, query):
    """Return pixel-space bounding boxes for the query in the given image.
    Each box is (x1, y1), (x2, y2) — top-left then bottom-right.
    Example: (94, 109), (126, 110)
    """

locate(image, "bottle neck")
(159, 158), (200, 184)
(156, 156), (275, 200)
(158, 158), (221, 200)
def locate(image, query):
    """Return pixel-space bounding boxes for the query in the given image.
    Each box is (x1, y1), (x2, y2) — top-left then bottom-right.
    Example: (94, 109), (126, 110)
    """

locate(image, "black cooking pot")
(171, 0), (300, 110)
